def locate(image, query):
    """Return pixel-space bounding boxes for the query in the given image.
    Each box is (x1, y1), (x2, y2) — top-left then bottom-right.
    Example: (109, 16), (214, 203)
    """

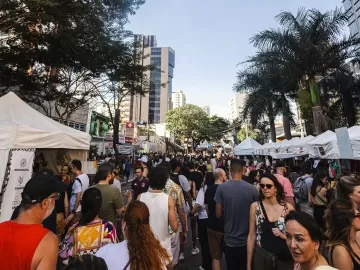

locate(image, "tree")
(0, 0), (145, 121)
(237, 127), (260, 143)
(206, 115), (230, 142)
(166, 104), (209, 150)
(235, 64), (295, 141)
(96, 38), (153, 155)
(249, 8), (360, 134)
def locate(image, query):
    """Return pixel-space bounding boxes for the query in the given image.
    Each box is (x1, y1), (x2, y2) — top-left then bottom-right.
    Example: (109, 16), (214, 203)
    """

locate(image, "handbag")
(252, 245), (277, 270)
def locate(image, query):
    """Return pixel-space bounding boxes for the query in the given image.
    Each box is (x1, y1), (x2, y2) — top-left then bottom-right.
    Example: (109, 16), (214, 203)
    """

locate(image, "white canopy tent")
(348, 126), (360, 159)
(234, 137), (262, 156)
(0, 92), (91, 221)
(308, 130), (339, 159)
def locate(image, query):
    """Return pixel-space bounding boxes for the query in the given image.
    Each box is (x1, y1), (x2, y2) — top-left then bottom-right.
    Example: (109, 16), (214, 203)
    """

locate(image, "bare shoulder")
(286, 202), (295, 212)
(32, 231), (58, 269)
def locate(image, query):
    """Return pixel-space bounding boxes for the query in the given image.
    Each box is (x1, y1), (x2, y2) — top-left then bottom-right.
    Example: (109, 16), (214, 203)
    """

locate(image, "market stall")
(234, 137), (262, 156)
(308, 130), (339, 159)
(0, 92), (91, 221)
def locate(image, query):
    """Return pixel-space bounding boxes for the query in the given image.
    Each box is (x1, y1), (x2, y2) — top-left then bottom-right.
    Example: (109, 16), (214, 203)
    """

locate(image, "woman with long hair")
(325, 199), (360, 269)
(96, 201), (170, 270)
(336, 176), (360, 210)
(247, 174), (294, 270)
(248, 170), (261, 191)
(59, 188), (117, 263)
(285, 211), (335, 270)
(310, 171), (329, 231)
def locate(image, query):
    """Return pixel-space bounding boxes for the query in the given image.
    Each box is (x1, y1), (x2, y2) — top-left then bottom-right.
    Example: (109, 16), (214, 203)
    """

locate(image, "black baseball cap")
(274, 160), (285, 168)
(22, 174), (66, 204)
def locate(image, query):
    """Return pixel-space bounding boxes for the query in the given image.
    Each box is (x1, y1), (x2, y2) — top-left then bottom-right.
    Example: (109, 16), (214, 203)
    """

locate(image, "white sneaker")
(199, 267), (205, 270)
(191, 247), (200, 255)
(179, 252), (185, 260)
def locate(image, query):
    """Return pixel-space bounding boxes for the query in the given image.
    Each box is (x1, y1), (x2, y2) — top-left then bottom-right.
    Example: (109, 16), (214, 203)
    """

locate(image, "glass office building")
(343, 0), (360, 38)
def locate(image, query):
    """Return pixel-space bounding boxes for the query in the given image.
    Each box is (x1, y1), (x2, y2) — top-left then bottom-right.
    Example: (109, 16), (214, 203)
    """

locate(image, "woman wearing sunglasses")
(325, 199), (360, 270)
(247, 174), (295, 270)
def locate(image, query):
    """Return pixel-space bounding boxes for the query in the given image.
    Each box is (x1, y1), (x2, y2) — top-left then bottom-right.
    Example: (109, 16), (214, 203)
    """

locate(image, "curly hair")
(125, 201), (170, 270)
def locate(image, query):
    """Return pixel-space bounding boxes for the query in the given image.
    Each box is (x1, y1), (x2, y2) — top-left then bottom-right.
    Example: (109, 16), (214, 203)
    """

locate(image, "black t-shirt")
(205, 184), (224, 232)
(11, 205), (57, 234)
(189, 171), (203, 191)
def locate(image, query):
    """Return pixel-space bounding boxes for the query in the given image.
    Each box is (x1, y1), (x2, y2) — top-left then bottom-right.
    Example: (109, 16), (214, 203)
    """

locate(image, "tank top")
(329, 245), (360, 270)
(255, 201), (292, 261)
(0, 221), (49, 269)
(139, 192), (172, 262)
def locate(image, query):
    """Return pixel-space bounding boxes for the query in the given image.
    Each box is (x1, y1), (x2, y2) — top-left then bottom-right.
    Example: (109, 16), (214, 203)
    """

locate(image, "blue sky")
(127, 0), (342, 118)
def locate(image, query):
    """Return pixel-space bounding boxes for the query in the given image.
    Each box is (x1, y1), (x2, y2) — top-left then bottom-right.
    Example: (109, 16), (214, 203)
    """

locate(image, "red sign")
(126, 122), (135, 128)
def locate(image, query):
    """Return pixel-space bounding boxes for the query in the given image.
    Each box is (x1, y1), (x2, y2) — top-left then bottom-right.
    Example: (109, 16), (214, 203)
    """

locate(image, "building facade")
(201, 105), (210, 116)
(343, 0), (360, 38)
(172, 90), (186, 109)
(228, 92), (248, 121)
(126, 35), (175, 124)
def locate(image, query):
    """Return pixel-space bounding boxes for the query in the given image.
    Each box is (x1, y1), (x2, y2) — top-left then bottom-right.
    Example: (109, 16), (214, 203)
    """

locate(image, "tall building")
(130, 35), (175, 124)
(201, 105), (210, 116)
(228, 92), (248, 121)
(172, 90), (186, 109)
(343, 0), (360, 38)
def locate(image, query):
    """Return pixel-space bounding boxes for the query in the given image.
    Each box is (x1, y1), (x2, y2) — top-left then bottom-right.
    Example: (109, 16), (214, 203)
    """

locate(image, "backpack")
(67, 177), (82, 200)
(293, 176), (309, 201)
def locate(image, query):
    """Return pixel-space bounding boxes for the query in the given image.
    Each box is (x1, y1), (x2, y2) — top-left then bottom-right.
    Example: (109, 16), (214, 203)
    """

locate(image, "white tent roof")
(234, 137), (262, 155)
(0, 92), (91, 150)
(308, 130), (339, 159)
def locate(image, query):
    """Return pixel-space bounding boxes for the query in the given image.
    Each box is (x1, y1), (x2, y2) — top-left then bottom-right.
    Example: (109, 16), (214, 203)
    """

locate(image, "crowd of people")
(2, 152), (360, 270)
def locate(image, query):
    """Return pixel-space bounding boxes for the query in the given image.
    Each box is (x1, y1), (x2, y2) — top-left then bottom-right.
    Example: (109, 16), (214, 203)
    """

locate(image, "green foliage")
(207, 115), (230, 142)
(166, 105), (230, 147)
(166, 104), (209, 142)
(237, 127), (260, 143)
(245, 7), (360, 134)
(0, 0), (145, 122)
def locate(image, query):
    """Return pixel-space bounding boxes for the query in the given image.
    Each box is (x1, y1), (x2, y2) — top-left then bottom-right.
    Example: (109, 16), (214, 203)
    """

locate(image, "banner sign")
(0, 149), (35, 222)
(335, 127), (354, 159)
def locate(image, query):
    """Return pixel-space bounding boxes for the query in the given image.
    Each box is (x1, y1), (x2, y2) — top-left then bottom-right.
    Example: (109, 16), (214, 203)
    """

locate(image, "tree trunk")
(268, 103), (277, 142)
(342, 91), (357, 127)
(281, 94), (292, 140)
(113, 109), (120, 156)
(309, 77), (323, 135)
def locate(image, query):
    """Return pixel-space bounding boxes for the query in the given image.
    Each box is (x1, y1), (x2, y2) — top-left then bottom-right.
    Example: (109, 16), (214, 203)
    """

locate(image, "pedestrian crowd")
(1, 153), (360, 270)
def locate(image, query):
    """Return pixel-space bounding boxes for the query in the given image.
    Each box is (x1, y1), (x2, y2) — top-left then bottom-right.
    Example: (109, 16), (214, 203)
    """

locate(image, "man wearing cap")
(274, 160), (295, 207)
(0, 174), (66, 269)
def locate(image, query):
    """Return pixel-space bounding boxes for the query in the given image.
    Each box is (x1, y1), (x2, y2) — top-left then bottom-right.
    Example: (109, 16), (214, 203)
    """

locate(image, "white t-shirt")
(195, 186), (208, 220)
(96, 241), (166, 270)
(178, 175), (191, 193)
(70, 173), (90, 212)
(112, 179), (122, 194)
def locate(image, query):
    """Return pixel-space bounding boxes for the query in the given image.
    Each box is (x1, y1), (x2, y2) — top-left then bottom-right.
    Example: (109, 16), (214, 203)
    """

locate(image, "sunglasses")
(260, 184), (274, 189)
(354, 213), (360, 219)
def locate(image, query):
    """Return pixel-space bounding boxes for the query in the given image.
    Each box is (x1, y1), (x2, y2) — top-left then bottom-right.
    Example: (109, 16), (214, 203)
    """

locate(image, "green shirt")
(92, 184), (124, 227)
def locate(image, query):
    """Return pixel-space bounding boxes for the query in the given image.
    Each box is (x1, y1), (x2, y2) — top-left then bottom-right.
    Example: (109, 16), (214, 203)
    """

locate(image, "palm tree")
(249, 8), (360, 134)
(235, 64), (295, 141)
